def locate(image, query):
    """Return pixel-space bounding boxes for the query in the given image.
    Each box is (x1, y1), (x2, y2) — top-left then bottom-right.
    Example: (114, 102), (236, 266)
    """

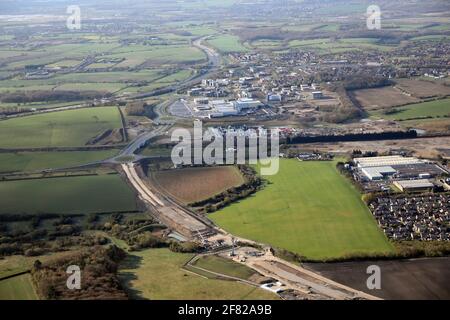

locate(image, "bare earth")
(151, 166), (245, 204)
(395, 79), (450, 98)
(303, 136), (450, 159)
(352, 86), (420, 110)
(304, 257), (450, 300)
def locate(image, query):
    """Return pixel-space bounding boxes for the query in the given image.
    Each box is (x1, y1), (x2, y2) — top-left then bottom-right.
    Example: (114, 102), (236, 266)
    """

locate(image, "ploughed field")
(210, 159), (394, 260)
(0, 174), (137, 215)
(151, 166), (245, 204)
(305, 257), (450, 300)
(0, 107), (122, 148)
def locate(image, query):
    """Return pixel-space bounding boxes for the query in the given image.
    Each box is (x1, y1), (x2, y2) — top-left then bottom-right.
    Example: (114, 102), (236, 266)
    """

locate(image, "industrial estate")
(0, 0), (449, 303)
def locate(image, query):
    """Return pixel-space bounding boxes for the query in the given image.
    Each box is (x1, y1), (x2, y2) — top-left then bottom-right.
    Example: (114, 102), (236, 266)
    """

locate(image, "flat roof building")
(235, 98), (263, 111)
(361, 166), (397, 181)
(354, 156), (424, 168)
(393, 179), (435, 193)
(312, 91), (323, 99)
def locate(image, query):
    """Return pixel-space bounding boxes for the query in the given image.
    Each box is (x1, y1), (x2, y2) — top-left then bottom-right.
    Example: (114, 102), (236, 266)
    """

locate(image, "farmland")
(191, 255), (258, 280)
(151, 166), (245, 204)
(103, 45), (206, 68)
(351, 86), (420, 111)
(394, 79), (450, 98)
(0, 107), (122, 148)
(0, 274), (38, 300)
(305, 257), (450, 300)
(0, 250), (86, 279)
(288, 37), (396, 53)
(210, 159), (394, 260)
(0, 0), (449, 302)
(118, 248), (277, 300)
(372, 98), (450, 121)
(0, 174), (137, 215)
(0, 150), (118, 173)
(0, 101), (85, 110)
(207, 35), (249, 53)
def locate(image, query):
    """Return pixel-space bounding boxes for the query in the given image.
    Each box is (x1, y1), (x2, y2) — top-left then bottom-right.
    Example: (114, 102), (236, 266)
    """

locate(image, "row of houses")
(369, 194), (449, 241)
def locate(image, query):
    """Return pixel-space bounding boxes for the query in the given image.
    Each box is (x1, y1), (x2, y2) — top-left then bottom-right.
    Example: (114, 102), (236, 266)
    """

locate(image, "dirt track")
(304, 257), (450, 300)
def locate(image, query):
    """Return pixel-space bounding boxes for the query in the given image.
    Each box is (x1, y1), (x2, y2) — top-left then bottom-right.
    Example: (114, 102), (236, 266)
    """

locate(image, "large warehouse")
(393, 179), (435, 193)
(355, 155), (447, 182)
(354, 156), (424, 168)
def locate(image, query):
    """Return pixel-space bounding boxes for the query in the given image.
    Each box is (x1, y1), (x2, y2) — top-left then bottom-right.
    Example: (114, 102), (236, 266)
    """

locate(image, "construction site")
(120, 161), (380, 300)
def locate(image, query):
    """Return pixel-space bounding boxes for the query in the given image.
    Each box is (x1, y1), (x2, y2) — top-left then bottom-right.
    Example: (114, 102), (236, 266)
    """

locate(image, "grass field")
(0, 107), (122, 148)
(0, 174), (137, 215)
(152, 166), (245, 204)
(54, 82), (126, 92)
(207, 35), (249, 53)
(210, 160), (393, 260)
(192, 255), (257, 280)
(0, 250), (86, 279)
(288, 37), (395, 53)
(251, 39), (284, 49)
(372, 99), (450, 121)
(0, 274), (38, 300)
(0, 150), (118, 173)
(104, 45), (205, 67)
(118, 248), (277, 300)
(0, 101), (85, 110)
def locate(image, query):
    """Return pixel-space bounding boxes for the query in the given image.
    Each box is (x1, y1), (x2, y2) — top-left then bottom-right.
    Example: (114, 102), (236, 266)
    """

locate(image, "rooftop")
(394, 179), (435, 189)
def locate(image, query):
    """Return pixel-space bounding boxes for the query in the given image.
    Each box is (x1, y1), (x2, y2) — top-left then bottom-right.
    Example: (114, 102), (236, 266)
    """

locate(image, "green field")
(0, 107), (122, 148)
(0, 150), (118, 173)
(54, 82), (126, 93)
(207, 35), (249, 53)
(0, 274), (38, 300)
(192, 255), (257, 280)
(210, 160), (393, 260)
(251, 39), (284, 49)
(0, 101), (84, 110)
(118, 248), (277, 300)
(0, 174), (137, 215)
(372, 99), (450, 120)
(288, 37), (395, 53)
(104, 45), (205, 67)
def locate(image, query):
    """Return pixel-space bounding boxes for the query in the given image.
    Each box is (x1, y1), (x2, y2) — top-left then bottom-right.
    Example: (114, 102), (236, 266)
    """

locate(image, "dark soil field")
(151, 166), (245, 204)
(304, 257), (450, 300)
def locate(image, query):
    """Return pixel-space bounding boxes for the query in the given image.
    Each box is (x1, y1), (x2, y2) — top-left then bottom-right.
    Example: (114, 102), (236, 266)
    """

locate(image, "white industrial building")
(354, 156), (425, 168)
(393, 179), (435, 193)
(361, 166), (397, 181)
(209, 100), (238, 118)
(235, 98), (263, 112)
